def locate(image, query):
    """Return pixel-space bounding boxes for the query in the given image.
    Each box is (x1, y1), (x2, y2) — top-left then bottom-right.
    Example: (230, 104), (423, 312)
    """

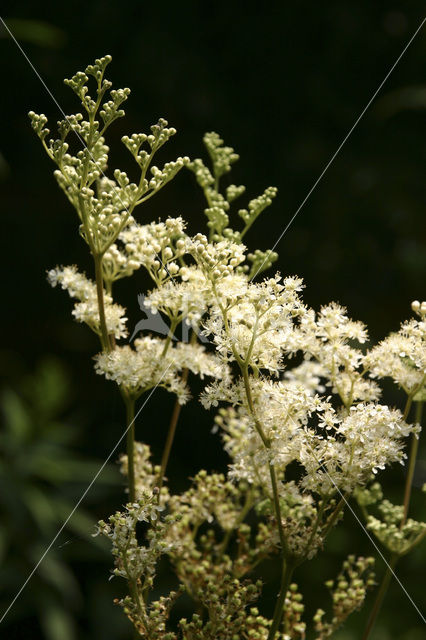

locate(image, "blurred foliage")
(0, 358), (124, 639)
(0, 19), (66, 48)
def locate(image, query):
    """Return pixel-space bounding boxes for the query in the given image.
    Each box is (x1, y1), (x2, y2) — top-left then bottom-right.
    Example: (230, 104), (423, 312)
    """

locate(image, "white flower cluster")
(47, 265), (128, 338)
(192, 245), (306, 371)
(301, 403), (416, 494)
(94, 336), (223, 401)
(143, 275), (208, 328)
(366, 300), (426, 395)
(298, 303), (380, 406)
(210, 378), (415, 496)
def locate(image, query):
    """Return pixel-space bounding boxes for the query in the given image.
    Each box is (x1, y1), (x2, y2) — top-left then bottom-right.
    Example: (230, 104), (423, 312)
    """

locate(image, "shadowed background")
(0, 2), (425, 639)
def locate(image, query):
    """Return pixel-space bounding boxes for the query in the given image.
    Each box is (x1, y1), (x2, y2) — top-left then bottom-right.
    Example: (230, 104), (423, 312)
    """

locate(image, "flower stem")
(94, 253), (111, 352)
(123, 393), (136, 503)
(361, 553), (398, 640)
(322, 495), (346, 538)
(156, 330), (196, 493)
(267, 557), (296, 640)
(156, 368), (189, 493)
(241, 363), (293, 636)
(402, 400), (423, 524)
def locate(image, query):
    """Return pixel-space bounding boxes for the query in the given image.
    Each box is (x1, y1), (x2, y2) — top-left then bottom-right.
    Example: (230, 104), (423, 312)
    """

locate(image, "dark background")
(0, 2), (425, 639)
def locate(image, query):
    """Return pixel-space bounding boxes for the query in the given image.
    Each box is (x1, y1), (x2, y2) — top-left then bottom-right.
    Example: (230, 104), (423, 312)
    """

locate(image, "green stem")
(217, 488), (254, 558)
(156, 367), (189, 493)
(361, 554), (398, 640)
(322, 496), (346, 538)
(94, 253), (111, 352)
(123, 393), (136, 503)
(241, 366), (269, 447)
(267, 557), (296, 640)
(402, 401), (423, 524)
(240, 366), (288, 553)
(268, 462), (289, 557)
(303, 498), (327, 558)
(161, 319), (178, 358)
(156, 329), (196, 494)
(240, 362), (292, 635)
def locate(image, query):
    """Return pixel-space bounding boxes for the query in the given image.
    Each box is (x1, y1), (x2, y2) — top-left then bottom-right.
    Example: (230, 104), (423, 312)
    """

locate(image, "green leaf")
(40, 603), (76, 640)
(1, 389), (31, 441)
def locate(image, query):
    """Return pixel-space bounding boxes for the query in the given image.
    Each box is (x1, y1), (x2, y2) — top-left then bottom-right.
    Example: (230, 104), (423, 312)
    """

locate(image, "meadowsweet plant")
(30, 56), (425, 639)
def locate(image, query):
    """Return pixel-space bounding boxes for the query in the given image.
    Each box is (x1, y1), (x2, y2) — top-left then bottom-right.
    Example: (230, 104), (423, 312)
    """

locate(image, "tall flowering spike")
(188, 131), (278, 246)
(33, 56), (426, 640)
(30, 56), (188, 257)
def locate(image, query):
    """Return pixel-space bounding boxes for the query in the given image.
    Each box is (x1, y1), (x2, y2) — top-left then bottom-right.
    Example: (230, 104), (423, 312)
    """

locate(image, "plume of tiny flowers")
(190, 235), (307, 371)
(365, 300), (426, 395)
(300, 403), (417, 494)
(94, 336), (224, 402)
(47, 265), (128, 338)
(297, 303), (380, 406)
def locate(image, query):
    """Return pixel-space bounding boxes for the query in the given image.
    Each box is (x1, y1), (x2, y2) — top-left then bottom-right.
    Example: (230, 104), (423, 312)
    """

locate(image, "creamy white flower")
(366, 306), (426, 394)
(300, 403), (417, 494)
(118, 217), (188, 284)
(95, 336), (223, 401)
(48, 265), (128, 338)
(296, 304), (374, 405)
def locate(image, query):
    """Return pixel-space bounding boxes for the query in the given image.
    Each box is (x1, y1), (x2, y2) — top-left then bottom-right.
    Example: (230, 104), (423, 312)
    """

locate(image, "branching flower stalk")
(32, 57), (426, 639)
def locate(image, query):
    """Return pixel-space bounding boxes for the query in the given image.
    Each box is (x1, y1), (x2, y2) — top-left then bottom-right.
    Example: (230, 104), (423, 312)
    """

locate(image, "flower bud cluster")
(30, 57), (187, 258)
(119, 442), (169, 502)
(313, 556), (375, 639)
(96, 494), (168, 581)
(178, 569), (263, 639)
(189, 233), (247, 281)
(189, 132), (277, 243)
(411, 299), (426, 316)
(247, 248), (279, 278)
(118, 217), (188, 285)
(366, 499), (426, 555)
(238, 186), (278, 231)
(282, 584), (306, 639)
